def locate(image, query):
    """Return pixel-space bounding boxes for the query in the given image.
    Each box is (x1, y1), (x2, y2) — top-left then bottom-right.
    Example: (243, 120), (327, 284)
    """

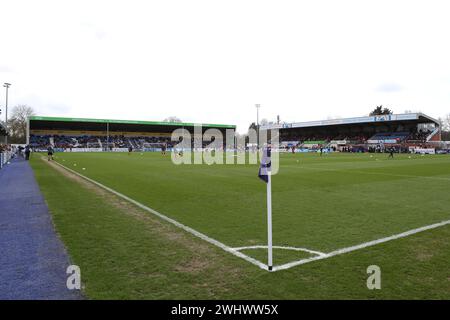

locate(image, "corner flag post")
(258, 146), (273, 271)
(267, 170), (273, 271)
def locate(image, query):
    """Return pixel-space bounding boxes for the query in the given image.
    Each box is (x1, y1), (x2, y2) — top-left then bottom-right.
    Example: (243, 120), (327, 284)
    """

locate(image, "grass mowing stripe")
(285, 163), (450, 181)
(274, 219), (450, 271)
(52, 158), (269, 271)
(52, 152), (450, 252)
(31, 154), (450, 298)
(30, 158), (261, 298)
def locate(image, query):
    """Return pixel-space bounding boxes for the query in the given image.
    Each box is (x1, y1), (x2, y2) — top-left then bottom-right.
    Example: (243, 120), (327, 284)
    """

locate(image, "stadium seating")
(279, 131), (431, 145)
(29, 133), (236, 151)
(277, 129), (440, 154)
(367, 131), (435, 143)
(29, 129), (435, 152)
(368, 132), (410, 142)
(30, 135), (52, 148)
(29, 134), (176, 150)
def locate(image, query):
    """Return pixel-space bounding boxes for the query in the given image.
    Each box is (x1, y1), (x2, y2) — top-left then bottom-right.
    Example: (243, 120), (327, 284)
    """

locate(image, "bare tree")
(437, 114), (450, 141)
(7, 105), (36, 143)
(444, 113), (450, 132)
(163, 116), (182, 123)
(369, 105), (393, 116)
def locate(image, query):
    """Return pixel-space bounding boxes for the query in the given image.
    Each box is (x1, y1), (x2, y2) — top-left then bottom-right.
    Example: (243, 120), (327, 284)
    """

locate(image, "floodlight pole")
(256, 104), (260, 149)
(3, 83), (11, 145)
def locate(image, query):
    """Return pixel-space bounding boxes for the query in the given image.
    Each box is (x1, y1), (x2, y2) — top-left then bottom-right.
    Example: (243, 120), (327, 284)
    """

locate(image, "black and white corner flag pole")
(266, 167), (273, 271)
(258, 146), (273, 271)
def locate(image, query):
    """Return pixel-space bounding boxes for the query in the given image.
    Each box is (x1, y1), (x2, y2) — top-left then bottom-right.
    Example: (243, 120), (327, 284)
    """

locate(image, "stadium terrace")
(27, 116), (236, 152)
(26, 113), (447, 155)
(261, 113), (443, 153)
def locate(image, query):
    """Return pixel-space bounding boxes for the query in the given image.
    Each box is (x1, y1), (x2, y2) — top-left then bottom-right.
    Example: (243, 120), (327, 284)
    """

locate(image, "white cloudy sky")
(1, 0), (449, 132)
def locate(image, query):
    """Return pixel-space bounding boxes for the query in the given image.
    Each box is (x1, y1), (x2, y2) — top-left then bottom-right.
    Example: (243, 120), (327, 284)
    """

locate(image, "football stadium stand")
(262, 113), (443, 152)
(26, 113), (445, 154)
(27, 116), (236, 151)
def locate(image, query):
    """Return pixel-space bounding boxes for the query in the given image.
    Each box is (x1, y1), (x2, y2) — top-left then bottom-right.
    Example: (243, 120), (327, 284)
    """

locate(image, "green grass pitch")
(30, 152), (450, 299)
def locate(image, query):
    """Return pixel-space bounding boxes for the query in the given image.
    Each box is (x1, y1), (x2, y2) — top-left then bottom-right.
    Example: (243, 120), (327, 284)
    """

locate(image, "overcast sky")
(1, 0), (449, 132)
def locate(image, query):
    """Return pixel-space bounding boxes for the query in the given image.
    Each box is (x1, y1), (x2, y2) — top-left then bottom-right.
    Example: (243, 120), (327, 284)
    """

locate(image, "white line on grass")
(52, 160), (450, 273)
(232, 245), (326, 257)
(273, 219), (450, 271)
(52, 161), (269, 271)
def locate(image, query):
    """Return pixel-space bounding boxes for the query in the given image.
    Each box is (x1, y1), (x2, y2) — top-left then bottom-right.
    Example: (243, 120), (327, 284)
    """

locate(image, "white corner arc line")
(273, 219), (450, 272)
(52, 161), (268, 271)
(232, 245), (326, 257)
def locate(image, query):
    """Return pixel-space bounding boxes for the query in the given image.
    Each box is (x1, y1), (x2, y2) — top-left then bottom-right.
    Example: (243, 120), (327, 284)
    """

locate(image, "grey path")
(0, 157), (82, 299)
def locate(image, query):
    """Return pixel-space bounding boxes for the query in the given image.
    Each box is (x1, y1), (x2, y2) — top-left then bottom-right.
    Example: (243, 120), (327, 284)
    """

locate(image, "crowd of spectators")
(29, 134), (175, 150)
(280, 133), (371, 145)
(0, 144), (11, 153)
(1, 144), (17, 166)
(53, 135), (77, 148)
(408, 129), (432, 142)
(280, 129), (434, 146)
(0, 144), (11, 152)
(29, 134), (231, 150)
(26, 128), (438, 153)
(29, 135), (50, 148)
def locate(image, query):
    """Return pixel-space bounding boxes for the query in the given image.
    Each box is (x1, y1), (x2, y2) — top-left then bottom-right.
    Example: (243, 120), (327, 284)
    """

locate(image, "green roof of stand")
(29, 116), (236, 129)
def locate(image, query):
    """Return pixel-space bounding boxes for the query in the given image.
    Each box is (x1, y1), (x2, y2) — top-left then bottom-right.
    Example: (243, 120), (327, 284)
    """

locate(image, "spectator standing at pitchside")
(25, 145), (31, 161)
(47, 145), (54, 161)
(388, 147), (394, 159)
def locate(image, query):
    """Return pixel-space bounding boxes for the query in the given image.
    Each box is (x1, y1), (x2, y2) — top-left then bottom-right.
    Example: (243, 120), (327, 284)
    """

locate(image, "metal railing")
(426, 128), (440, 142)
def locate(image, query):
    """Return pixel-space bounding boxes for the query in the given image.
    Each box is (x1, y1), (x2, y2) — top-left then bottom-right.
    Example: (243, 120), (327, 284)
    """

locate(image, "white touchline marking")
(52, 160), (268, 271)
(232, 245), (326, 257)
(273, 219), (450, 272)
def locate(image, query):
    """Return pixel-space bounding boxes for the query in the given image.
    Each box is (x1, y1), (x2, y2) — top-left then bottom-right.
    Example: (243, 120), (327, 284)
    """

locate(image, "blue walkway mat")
(0, 158), (82, 299)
